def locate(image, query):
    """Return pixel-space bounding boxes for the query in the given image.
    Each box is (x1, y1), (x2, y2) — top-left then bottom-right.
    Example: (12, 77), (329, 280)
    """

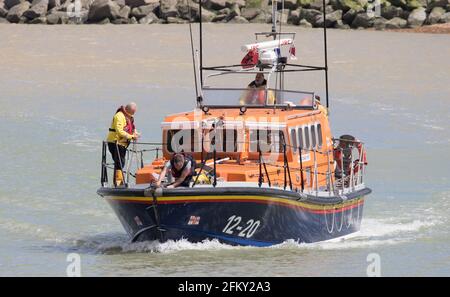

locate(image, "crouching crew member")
(106, 102), (140, 186)
(156, 153), (195, 188)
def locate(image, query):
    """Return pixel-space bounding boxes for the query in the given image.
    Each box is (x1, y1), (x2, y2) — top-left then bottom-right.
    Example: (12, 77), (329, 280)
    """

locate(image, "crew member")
(106, 102), (140, 186)
(240, 73), (275, 105)
(156, 153), (195, 188)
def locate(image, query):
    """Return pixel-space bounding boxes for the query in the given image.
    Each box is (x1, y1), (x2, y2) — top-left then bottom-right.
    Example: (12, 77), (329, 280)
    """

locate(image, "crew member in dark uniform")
(156, 153), (195, 188)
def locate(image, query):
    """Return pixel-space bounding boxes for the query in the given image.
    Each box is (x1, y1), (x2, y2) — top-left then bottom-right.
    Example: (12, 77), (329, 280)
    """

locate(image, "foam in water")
(72, 217), (439, 254)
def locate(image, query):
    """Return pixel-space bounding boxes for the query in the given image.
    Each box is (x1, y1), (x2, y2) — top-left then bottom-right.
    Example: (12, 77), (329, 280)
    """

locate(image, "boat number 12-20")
(222, 215), (261, 238)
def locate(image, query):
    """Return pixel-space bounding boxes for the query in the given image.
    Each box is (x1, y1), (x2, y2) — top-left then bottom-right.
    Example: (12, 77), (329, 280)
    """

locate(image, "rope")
(336, 208), (344, 232)
(346, 203), (353, 229)
(324, 207), (334, 234)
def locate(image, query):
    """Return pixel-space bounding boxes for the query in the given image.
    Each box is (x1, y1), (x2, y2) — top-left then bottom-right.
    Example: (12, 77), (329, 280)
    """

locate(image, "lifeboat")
(97, 1), (371, 246)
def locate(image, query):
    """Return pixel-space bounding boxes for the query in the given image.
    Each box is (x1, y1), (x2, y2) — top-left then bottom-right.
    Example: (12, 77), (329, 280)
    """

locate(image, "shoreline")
(0, 0), (449, 33)
(1, 22), (449, 35)
(388, 22), (450, 33)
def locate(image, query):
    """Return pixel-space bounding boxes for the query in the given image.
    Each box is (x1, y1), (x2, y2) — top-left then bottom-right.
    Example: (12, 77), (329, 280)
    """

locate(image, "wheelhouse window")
(206, 128), (239, 152)
(311, 125), (317, 149)
(304, 126), (310, 150)
(167, 129), (197, 153)
(295, 123), (322, 152)
(167, 128), (240, 153)
(290, 128), (298, 153)
(201, 87), (315, 108)
(317, 123), (323, 148)
(250, 129), (284, 153)
(297, 127), (304, 150)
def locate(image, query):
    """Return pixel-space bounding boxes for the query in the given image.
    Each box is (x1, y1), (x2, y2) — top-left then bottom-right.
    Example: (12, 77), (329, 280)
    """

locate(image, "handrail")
(99, 137), (367, 195)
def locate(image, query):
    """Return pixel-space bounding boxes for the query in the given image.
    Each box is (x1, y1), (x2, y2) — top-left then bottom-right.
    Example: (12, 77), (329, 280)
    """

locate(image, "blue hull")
(98, 187), (370, 247)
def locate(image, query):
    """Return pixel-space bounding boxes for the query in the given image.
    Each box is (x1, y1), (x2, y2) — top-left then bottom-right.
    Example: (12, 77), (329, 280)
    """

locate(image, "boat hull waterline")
(98, 187), (371, 247)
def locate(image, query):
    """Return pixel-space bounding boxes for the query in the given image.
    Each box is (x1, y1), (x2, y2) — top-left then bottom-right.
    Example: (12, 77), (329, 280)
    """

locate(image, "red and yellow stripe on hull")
(105, 195), (365, 215)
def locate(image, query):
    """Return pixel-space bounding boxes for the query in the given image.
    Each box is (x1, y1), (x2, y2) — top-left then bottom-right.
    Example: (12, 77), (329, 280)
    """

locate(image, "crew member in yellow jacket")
(106, 102), (140, 186)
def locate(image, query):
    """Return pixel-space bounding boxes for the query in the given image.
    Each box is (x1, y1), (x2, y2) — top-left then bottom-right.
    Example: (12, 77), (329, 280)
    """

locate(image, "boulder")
(179, 3), (215, 22)
(342, 6), (363, 23)
(281, 0), (298, 10)
(226, 0), (245, 8)
(160, 0), (178, 19)
(176, 0), (196, 20)
(205, 0), (226, 10)
(225, 2), (240, 21)
(406, 0), (425, 10)
(373, 16), (388, 29)
(298, 0), (313, 7)
(288, 8), (301, 24)
(299, 18), (313, 27)
(241, 7), (260, 20)
(337, 0), (364, 12)
(217, 7), (230, 15)
(46, 10), (68, 24)
(227, 15), (248, 23)
(125, 0), (158, 9)
(138, 11), (158, 23)
(200, 7), (215, 22)
(250, 11), (269, 23)
(300, 8), (322, 24)
(326, 9), (343, 23)
(166, 16), (186, 23)
(0, 16), (9, 22)
(211, 13), (227, 22)
(407, 7), (426, 27)
(130, 3), (157, 18)
(111, 17), (130, 23)
(441, 11), (450, 22)
(97, 17), (110, 23)
(48, 0), (60, 10)
(381, 5), (403, 19)
(23, 0), (48, 20)
(385, 16), (407, 28)
(427, 6), (445, 23)
(351, 12), (374, 27)
(334, 19), (350, 28)
(427, 0), (449, 11)
(81, 0), (93, 9)
(29, 15), (46, 23)
(310, 0), (329, 10)
(325, 4), (334, 13)
(118, 4), (130, 19)
(6, 1), (29, 22)
(0, 2), (8, 18)
(315, 9), (342, 27)
(88, 0), (121, 22)
(115, 0), (126, 7)
(130, 15), (137, 23)
(4, 0), (24, 9)
(389, 0), (407, 8)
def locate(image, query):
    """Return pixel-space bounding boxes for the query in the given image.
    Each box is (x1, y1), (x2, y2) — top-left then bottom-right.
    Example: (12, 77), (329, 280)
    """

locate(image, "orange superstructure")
(136, 100), (334, 192)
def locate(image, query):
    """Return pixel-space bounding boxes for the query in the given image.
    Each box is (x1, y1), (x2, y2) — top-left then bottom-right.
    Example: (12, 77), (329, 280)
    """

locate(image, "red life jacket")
(115, 106), (135, 135)
(334, 141), (367, 175)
